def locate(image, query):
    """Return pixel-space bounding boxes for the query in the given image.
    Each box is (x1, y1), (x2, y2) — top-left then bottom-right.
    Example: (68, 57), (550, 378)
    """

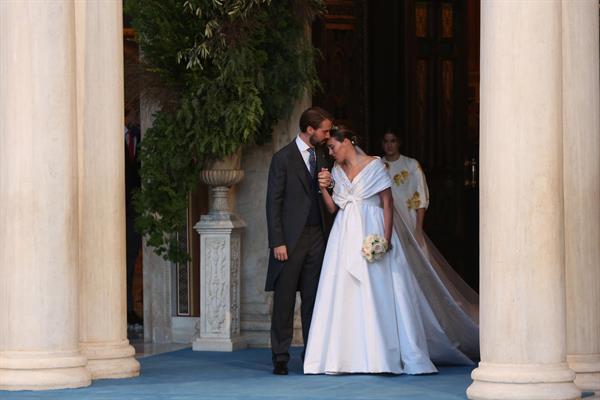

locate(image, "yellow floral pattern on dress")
(406, 191), (421, 210)
(393, 170), (409, 185)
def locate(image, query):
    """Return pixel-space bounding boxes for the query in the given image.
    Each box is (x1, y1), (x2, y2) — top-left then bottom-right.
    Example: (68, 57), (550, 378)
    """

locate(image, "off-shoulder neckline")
(336, 157), (380, 185)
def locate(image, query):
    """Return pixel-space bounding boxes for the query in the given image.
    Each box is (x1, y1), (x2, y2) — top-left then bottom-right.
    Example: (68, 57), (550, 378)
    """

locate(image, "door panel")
(313, 0), (480, 290)
(312, 0), (369, 146)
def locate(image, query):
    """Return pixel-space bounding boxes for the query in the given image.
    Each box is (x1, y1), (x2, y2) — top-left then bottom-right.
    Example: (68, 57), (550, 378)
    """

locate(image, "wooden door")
(400, 0), (478, 289)
(312, 0), (369, 146)
(313, 0), (480, 290)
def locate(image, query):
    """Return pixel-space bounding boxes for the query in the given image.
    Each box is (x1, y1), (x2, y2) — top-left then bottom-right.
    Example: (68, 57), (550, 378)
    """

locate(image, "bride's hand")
(318, 168), (332, 189)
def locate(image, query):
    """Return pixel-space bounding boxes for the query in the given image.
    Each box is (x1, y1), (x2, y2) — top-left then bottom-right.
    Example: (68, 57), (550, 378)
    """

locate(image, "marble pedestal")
(193, 213), (247, 351)
(192, 167), (248, 352)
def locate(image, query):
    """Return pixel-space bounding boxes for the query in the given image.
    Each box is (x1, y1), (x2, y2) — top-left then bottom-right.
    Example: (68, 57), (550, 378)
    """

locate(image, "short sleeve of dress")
(413, 160), (430, 209)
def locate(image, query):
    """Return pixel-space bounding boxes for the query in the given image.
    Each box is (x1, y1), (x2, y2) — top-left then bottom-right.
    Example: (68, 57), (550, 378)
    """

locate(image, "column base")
(0, 350), (91, 391)
(80, 340), (140, 379)
(467, 362), (581, 400)
(193, 336), (247, 352)
(568, 354), (600, 392)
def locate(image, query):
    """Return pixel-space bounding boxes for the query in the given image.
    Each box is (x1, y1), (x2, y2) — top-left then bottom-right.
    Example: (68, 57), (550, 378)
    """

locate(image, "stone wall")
(237, 93), (311, 347)
(142, 94), (311, 347)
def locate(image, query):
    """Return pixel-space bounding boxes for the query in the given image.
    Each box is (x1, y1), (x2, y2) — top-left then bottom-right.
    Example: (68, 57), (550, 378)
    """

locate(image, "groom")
(265, 106), (334, 375)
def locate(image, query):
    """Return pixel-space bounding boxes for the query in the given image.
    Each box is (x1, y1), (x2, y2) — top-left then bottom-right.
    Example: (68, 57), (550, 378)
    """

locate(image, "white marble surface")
(131, 341), (189, 359)
(562, 0), (600, 393)
(171, 317), (199, 344)
(236, 142), (274, 347)
(468, 1), (580, 399)
(0, 0), (91, 390)
(143, 239), (174, 344)
(75, 0), (139, 380)
(193, 213), (246, 351)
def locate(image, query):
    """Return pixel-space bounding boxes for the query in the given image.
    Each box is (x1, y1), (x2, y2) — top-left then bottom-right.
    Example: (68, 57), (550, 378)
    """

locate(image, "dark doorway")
(312, 0), (480, 290)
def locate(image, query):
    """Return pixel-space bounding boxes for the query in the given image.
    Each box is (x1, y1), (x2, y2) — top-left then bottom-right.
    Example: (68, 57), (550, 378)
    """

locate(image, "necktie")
(308, 147), (316, 179)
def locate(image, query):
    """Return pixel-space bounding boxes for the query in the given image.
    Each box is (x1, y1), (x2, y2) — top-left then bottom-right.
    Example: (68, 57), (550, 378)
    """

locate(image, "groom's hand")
(273, 245), (288, 261)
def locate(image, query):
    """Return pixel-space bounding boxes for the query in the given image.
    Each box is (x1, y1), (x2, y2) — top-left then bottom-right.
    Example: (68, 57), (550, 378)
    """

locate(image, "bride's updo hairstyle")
(331, 124), (360, 146)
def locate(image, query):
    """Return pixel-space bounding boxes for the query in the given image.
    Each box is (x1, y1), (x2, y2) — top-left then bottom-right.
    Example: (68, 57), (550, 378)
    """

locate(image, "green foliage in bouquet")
(125, 0), (324, 263)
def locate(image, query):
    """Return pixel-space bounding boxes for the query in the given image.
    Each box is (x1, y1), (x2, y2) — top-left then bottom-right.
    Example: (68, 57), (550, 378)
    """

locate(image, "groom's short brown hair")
(299, 106), (334, 133)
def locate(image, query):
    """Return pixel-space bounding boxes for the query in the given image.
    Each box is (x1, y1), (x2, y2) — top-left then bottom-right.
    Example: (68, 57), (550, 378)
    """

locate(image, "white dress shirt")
(295, 135), (313, 173)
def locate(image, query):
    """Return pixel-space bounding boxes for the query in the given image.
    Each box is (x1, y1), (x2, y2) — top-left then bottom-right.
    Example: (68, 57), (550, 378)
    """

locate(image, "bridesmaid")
(381, 129), (429, 248)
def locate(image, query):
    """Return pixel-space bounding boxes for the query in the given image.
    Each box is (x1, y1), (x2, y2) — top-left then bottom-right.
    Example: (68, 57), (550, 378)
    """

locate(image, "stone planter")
(198, 169), (244, 215)
(193, 150), (247, 352)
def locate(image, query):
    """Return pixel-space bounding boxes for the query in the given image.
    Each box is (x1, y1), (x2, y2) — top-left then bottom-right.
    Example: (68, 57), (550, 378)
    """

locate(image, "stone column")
(0, 1), (91, 390)
(75, 0), (139, 379)
(562, 0), (600, 394)
(193, 162), (247, 351)
(467, 1), (580, 399)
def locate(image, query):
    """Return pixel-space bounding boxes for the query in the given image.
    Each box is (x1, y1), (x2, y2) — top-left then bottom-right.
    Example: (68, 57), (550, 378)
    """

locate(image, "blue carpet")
(1, 348), (474, 400)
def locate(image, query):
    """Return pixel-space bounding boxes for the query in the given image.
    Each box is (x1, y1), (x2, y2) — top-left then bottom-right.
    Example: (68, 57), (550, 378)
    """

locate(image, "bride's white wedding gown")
(303, 158), (477, 375)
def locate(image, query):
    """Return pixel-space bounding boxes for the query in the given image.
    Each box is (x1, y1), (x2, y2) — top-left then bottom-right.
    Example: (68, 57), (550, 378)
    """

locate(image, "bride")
(303, 126), (478, 375)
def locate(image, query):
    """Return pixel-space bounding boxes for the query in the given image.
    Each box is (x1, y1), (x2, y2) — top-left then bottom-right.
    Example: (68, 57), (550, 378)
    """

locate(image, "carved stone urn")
(193, 150), (247, 352)
(198, 150), (244, 216)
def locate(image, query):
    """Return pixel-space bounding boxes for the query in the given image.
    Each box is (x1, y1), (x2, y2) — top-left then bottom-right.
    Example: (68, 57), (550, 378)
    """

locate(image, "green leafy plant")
(125, 0), (324, 263)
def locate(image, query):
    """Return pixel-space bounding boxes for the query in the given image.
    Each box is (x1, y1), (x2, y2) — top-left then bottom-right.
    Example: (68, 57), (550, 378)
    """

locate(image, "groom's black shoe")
(273, 361), (288, 375)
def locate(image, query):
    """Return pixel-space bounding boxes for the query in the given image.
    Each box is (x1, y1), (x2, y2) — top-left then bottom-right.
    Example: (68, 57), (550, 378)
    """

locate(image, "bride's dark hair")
(331, 124), (360, 146)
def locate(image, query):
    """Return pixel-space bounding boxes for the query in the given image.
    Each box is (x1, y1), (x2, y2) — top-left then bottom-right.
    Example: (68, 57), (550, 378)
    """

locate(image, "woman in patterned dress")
(382, 131), (430, 248)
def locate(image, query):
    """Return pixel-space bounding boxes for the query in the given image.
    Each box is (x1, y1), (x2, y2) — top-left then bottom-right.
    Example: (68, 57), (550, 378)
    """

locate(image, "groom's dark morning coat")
(265, 140), (334, 291)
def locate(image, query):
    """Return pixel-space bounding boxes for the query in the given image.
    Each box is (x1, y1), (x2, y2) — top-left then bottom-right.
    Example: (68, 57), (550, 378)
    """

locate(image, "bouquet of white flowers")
(361, 234), (389, 263)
